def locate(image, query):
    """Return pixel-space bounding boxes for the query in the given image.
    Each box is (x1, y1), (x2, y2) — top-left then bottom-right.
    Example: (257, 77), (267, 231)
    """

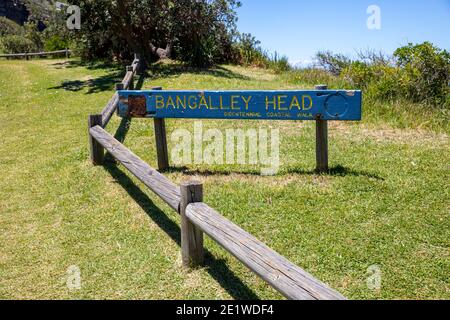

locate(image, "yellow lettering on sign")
(265, 96), (276, 110)
(155, 95), (164, 109)
(278, 95), (288, 110)
(208, 96), (218, 110)
(188, 96), (197, 109)
(166, 96), (176, 109)
(289, 96), (301, 110)
(302, 95), (313, 110)
(176, 96), (186, 109)
(231, 95), (240, 110)
(199, 96), (209, 109)
(219, 96), (228, 109)
(242, 96), (252, 110)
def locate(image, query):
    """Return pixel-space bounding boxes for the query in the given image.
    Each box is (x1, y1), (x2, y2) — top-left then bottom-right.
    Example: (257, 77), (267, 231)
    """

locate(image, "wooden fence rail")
(89, 125), (181, 211)
(0, 49), (71, 59)
(87, 54), (345, 300)
(186, 202), (345, 300)
(100, 93), (119, 128)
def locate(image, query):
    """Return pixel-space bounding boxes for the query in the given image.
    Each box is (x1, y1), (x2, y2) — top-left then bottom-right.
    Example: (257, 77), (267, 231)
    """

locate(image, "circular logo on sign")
(324, 93), (349, 118)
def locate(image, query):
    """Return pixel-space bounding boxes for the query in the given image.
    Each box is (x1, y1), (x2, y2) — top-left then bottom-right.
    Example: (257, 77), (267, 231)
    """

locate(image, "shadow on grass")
(50, 59), (123, 70)
(48, 69), (125, 94)
(147, 62), (250, 81)
(104, 163), (259, 300)
(286, 165), (385, 180)
(162, 165), (384, 180)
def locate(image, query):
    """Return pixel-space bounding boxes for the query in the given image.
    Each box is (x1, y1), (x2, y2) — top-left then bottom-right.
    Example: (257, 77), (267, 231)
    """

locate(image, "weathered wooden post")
(88, 114), (104, 165)
(134, 53), (144, 75)
(152, 87), (169, 171)
(126, 66), (134, 89)
(180, 180), (204, 267)
(315, 85), (328, 172)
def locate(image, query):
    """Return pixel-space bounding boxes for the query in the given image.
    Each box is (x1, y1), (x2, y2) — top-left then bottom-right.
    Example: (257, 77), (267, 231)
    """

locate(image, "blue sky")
(236, 0), (450, 66)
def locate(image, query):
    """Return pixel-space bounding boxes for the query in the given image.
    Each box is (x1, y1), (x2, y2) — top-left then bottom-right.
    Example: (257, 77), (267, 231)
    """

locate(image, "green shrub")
(280, 68), (349, 90)
(0, 35), (38, 54)
(23, 22), (44, 52)
(44, 35), (69, 52)
(341, 62), (401, 100)
(341, 61), (375, 88)
(0, 17), (22, 37)
(268, 53), (291, 73)
(368, 65), (402, 100)
(233, 33), (269, 67)
(394, 42), (450, 106)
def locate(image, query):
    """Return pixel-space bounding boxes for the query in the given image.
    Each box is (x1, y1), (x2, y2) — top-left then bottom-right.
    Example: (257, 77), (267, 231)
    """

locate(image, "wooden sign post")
(117, 88), (362, 172)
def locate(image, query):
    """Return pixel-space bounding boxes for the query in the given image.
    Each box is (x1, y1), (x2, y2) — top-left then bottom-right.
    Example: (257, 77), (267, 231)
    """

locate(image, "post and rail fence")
(87, 54), (348, 300)
(0, 49), (71, 60)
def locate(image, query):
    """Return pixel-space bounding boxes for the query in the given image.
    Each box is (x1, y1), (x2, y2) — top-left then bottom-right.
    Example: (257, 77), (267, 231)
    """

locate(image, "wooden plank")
(88, 115), (104, 165)
(134, 54), (143, 74)
(152, 87), (169, 171)
(122, 71), (134, 90)
(315, 85), (329, 172)
(186, 202), (346, 300)
(89, 125), (180, 211)
(100, 93), (119, 128)
(131, 59), (139, 73)
(180, 181), (204, 267)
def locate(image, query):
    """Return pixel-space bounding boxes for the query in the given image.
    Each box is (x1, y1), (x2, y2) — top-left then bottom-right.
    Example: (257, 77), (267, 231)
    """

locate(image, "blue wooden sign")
(118, 90), (362, 121)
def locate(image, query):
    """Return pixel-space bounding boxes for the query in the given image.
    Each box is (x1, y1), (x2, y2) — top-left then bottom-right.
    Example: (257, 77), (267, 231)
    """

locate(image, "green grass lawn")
(0, 58), (448, 299)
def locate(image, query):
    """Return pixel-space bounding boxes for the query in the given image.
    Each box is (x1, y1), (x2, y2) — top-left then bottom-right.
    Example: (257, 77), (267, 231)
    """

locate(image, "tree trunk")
(150, 42), (173, 60)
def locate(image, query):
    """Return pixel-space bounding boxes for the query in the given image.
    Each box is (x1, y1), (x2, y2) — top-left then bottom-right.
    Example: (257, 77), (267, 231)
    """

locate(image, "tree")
(70, 0), (241, 67)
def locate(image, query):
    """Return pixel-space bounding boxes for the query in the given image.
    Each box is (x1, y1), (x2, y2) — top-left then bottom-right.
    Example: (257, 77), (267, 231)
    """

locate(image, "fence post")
(152, 86), (169, 171)
(134, 53), (143, 75)
(180, 180), (204, 268)
(126, 66), (134, 89)
(88, 114), (104, 165)
(315, 84), (328, 173)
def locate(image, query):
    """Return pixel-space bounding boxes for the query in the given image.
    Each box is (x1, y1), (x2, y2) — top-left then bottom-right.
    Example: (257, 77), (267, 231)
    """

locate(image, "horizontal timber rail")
(89, 125), (180, 211)
(0, 49), (71, 59)
(88, 127), (345, 300)
(100, 93), (119, 128)
(186, 202), (346, 300)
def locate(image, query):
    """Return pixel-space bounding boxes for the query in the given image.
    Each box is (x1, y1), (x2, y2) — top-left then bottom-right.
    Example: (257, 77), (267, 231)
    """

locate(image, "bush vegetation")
(231, 33), (291, 73)
(309, 43), (450, 108)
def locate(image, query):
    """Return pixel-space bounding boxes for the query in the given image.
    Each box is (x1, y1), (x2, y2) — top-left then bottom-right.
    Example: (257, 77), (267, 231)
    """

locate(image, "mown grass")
(0, 58), (448, 300)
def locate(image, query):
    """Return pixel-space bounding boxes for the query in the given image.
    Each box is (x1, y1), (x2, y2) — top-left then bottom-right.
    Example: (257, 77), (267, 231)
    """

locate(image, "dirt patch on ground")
(329, 122), (449, 146)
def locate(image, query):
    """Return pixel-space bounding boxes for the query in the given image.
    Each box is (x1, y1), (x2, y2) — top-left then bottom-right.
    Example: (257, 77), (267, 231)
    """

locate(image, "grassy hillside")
(0, 58), (448, 299)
